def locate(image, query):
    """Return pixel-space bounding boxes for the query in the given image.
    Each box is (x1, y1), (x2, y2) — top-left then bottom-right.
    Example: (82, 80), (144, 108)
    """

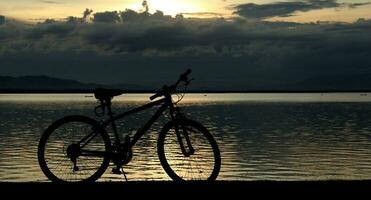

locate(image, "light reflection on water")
(1, 93), (371, 182)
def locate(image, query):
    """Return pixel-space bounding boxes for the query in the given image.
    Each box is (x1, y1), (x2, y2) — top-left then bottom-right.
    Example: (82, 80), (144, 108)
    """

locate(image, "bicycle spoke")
(40, 117), (109, 182)
(161, 122), (218, 181)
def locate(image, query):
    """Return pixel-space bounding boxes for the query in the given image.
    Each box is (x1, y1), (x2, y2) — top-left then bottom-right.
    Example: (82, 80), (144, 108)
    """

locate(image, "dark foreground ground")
(1, 181), (370, 197)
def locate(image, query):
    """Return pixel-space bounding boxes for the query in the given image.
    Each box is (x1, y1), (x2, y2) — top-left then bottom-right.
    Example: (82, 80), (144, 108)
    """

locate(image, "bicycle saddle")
(94, 88), (124, 101)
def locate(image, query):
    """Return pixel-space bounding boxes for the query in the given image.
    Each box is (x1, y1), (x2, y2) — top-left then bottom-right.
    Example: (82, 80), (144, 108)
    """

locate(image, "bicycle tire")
(38, 115), (111, 183)
(158, 119), (221, 181)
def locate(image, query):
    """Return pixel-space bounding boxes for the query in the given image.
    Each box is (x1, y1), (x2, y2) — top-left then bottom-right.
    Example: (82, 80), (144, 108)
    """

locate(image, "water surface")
(1, 93), (371, 182)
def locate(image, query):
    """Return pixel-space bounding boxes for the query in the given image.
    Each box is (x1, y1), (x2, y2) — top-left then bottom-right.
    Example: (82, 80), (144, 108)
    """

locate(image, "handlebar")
(179, 69), (192, 83)
(149, 69), (192, 101)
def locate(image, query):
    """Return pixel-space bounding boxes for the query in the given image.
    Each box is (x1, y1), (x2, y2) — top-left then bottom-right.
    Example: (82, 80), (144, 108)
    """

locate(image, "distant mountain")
(0, 75), (150, 92)
(0, 75), (99, 90)
(1, 73), (371, 92)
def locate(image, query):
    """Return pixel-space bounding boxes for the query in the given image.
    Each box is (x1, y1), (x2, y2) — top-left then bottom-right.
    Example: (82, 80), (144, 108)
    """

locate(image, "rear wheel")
(158, 119), (221, 181)
(38, 115), (111, 183)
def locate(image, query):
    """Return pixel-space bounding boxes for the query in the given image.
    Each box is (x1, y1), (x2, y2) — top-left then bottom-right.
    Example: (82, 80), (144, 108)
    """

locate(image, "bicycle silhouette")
(38, 69), (221, 182)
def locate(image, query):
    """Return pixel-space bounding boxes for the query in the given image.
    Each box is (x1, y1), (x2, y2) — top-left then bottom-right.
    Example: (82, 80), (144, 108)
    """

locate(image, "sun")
(127, 0), (199, 16)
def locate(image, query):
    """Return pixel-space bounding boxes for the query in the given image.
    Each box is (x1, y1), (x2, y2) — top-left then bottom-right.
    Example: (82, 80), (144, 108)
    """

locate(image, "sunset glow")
(0, 0), (370, 22)
(128, 0), (200, 16)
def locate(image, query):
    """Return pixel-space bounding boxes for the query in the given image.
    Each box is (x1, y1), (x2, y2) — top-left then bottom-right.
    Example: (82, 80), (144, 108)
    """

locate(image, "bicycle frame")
(78, 69), (195, 158)
(78, 95), (179, 157)
(104, 97), (169, 148)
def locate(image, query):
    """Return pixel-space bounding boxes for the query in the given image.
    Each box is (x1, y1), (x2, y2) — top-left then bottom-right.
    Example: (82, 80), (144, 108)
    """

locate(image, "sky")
(1, 0), (371, 90)
(1, 0), (371, 22)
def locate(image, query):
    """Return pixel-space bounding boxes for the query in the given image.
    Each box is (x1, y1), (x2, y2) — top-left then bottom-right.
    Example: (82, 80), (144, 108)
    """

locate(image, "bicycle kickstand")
(121, 166), (128, 181)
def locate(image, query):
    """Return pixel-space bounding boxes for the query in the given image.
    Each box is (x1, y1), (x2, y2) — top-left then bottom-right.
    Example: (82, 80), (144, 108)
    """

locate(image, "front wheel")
(158, 119), (221, 181)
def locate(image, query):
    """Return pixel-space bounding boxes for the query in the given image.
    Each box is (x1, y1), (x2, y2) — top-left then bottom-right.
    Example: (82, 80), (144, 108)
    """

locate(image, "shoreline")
(1, 90), (371, 94)
(1, 180), (369, 195)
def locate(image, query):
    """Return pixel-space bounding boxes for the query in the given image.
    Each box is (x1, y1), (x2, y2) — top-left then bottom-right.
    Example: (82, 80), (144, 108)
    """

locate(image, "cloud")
(83, 8), (93, 21)
(233, 0), (370, 19)
(1, 9), (371, 90)
(2, 9), (371, 55)
(0, 15), (5, 25)
(40, 0), (62, 4)
(93, 11), (120, 23)
(142, 0), (149, 13)
(348, 2), (371, 8)
(26, 22), (77, 39)
(180, 12), (224, 18)
(0, 20), (30, 40)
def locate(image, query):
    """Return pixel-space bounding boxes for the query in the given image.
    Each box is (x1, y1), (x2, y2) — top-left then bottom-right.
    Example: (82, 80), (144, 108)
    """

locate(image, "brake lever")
(185, 78), (195, 86)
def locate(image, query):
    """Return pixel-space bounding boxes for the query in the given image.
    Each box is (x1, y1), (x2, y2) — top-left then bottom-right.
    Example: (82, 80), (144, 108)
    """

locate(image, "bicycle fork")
(175, 124), (195, 157)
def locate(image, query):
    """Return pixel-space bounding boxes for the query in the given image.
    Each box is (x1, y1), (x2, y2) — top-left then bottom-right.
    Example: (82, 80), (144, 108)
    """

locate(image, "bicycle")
(38, 69), (221, 182)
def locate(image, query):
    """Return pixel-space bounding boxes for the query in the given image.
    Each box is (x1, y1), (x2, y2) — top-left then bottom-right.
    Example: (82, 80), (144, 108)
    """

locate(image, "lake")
(1, 93), (371, 182)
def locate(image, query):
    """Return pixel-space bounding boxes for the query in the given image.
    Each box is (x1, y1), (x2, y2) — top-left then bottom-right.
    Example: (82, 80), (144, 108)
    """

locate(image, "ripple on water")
(2, 97), (371, 181)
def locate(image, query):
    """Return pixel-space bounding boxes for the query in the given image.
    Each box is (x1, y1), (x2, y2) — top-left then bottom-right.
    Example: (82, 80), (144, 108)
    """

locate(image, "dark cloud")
(142, 0), (149, 13)
(180, 12), (224, 18)
(233, 0), (370, 19)
(0, 27), (14, 40)
(1, 10), (371, 54)
(93, 11), (120, 23)
(0, 15), (5, 25)
(26, 22), (77, 39)
(83, 8), (93, 21)
(348, 2), (371, 8)
(40, 0), (62, 4)
(1, 9), (371, 90)
(0, 20), (28, 40)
